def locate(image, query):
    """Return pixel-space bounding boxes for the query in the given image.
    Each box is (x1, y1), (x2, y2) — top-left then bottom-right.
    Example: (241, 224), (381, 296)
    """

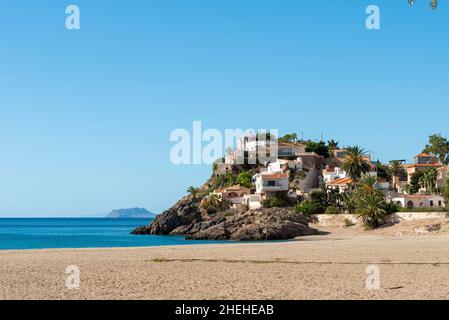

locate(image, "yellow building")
(403, 153), (442, 183)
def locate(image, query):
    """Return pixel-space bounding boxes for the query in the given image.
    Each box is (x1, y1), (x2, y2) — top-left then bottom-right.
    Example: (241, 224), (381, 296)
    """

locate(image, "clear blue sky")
(0, 0), (448, 217)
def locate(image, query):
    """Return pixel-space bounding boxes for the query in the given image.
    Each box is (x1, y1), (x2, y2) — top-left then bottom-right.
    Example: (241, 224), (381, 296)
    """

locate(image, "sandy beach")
(2, 221), (449, 300)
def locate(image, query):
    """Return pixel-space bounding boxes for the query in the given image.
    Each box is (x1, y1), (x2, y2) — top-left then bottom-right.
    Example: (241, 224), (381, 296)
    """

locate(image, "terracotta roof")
(328, 177), (353, 186)
(261, 173), (289, 180)
(395, 194), (442, 199)
(404, 163), (442, 168)
(416, 153), (432, 157)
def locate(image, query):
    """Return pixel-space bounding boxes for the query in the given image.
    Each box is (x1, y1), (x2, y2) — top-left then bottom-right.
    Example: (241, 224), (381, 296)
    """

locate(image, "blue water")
(0, 218), (231, 250)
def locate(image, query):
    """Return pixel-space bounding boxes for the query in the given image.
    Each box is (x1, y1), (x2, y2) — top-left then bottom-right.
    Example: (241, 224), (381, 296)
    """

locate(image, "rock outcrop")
(132, 203), (318, 241)
(132, 196), (204, 235)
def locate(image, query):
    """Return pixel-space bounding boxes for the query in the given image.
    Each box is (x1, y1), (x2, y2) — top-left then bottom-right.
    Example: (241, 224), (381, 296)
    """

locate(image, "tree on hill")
(409, 171), (424, 194)
(423, 134), (449, 165)
(278, 133), (298, 143)
(342, 146), (371, 182)
(388, 160), (406, 178)
(375, 160), (391, 182)
(327, 140), (339, 154)
(186, 186), (200, 198)
(388, 160), (406, 190)
(419, 168), (437, 193)
(305, 140), (329, 158)
(237, 171), (253, 189)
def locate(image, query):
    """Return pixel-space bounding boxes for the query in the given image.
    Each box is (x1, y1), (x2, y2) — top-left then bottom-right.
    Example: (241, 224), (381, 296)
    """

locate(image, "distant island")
(106, 208), (156, 219)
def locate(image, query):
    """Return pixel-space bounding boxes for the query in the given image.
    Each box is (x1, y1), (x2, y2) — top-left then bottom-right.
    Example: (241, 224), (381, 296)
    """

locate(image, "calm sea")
(0, 218), (230, 250)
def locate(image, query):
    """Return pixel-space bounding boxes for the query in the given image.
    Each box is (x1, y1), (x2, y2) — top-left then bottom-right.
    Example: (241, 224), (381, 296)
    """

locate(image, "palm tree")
(408, 0), (438, 9)
(388, 160), (406, 192)
(351, 174), (388, 229)
(356, 192), (387, 230)
(342, 192), (356, 214)
(356, 175), (378, 194)
(327, 140), (339, 154)
(342, 146), (371, 183)
(206, 193), (221, 207)
(419, 168), (437, 193)
(186, 186), (200, 198)
(352, 175), (384, 206)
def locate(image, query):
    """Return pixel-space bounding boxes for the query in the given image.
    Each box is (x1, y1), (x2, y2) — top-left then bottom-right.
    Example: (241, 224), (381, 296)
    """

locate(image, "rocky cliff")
(131, 197), (318, 241)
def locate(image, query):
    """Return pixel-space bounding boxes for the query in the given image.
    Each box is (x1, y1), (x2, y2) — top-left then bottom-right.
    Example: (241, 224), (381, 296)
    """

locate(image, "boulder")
(142, 196), (202, 235)
(186, 208), (318, 241)
(133, 202), (319, 241)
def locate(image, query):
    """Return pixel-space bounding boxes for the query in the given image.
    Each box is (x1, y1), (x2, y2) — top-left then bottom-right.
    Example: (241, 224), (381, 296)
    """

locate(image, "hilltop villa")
(211, 134), (448, 212)
(253, 172), (289, 200)
(404, 153), (442, 183)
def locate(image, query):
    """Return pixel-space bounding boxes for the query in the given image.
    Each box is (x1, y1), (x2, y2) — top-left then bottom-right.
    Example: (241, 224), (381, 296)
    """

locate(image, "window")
(267, 181), (276, 187)
(439, 201), (442, 207)
(430, 201), (434, 207)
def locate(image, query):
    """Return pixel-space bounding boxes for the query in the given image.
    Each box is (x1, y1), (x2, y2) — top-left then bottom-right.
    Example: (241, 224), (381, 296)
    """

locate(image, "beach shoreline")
(3, 223), (449, 300)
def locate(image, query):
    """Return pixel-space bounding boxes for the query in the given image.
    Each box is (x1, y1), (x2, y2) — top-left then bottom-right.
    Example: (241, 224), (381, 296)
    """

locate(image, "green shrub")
(383, 202), (400, 215)
(294, 200), (323, 216)
(262, 197), (288, 208)
(325, 206), (340, 215)
(236, 171), (253, 189)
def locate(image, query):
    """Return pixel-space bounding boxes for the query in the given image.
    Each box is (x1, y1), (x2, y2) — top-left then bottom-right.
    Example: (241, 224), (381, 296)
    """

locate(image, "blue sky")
(0, 0), (448, 217)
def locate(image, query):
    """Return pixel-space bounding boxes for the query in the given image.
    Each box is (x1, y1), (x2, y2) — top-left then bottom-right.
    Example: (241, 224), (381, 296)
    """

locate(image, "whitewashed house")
(323, 166), (347, 183)
(253, 172), (289, 199)
(243, 194), (263, 210)
(391, 194), (445, 210)
(268, 158), (303, 174)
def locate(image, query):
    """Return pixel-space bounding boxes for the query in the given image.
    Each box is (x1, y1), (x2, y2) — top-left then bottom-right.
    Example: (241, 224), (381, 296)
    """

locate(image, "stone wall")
(387, 211), (449, 223)
(312, 212), (449, 227)
(312, 214), (359, 227)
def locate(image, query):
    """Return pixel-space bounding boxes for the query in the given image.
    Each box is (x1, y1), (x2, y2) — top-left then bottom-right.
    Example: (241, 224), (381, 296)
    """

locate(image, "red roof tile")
(261, 173), (289, 180)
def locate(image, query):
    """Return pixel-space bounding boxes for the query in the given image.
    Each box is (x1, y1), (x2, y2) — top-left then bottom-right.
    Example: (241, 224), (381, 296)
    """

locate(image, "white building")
(253, 172), (289, 199)
(243, 194), (263, 210)
(391, 194), (445, 210)
(323, 166), (347, 183)
(268, 158), (303, 174)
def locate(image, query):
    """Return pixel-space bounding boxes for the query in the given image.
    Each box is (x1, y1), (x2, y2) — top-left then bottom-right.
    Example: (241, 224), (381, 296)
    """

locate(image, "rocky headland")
(131, 194), (318, 241)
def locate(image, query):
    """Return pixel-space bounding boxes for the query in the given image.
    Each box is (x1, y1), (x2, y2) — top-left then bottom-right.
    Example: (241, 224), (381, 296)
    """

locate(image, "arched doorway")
(407, 201), (414, 209)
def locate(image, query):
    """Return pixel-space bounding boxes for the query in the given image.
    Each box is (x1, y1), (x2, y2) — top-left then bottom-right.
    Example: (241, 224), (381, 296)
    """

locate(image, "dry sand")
(2, 220), (449, 300)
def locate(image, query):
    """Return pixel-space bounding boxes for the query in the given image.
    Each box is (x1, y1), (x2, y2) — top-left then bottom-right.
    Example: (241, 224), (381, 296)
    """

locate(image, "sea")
(0, 218), (231, 250)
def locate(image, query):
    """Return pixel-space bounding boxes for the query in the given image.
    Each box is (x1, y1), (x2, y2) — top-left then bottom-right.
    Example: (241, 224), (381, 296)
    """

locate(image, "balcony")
(261, 184), (287, 191)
